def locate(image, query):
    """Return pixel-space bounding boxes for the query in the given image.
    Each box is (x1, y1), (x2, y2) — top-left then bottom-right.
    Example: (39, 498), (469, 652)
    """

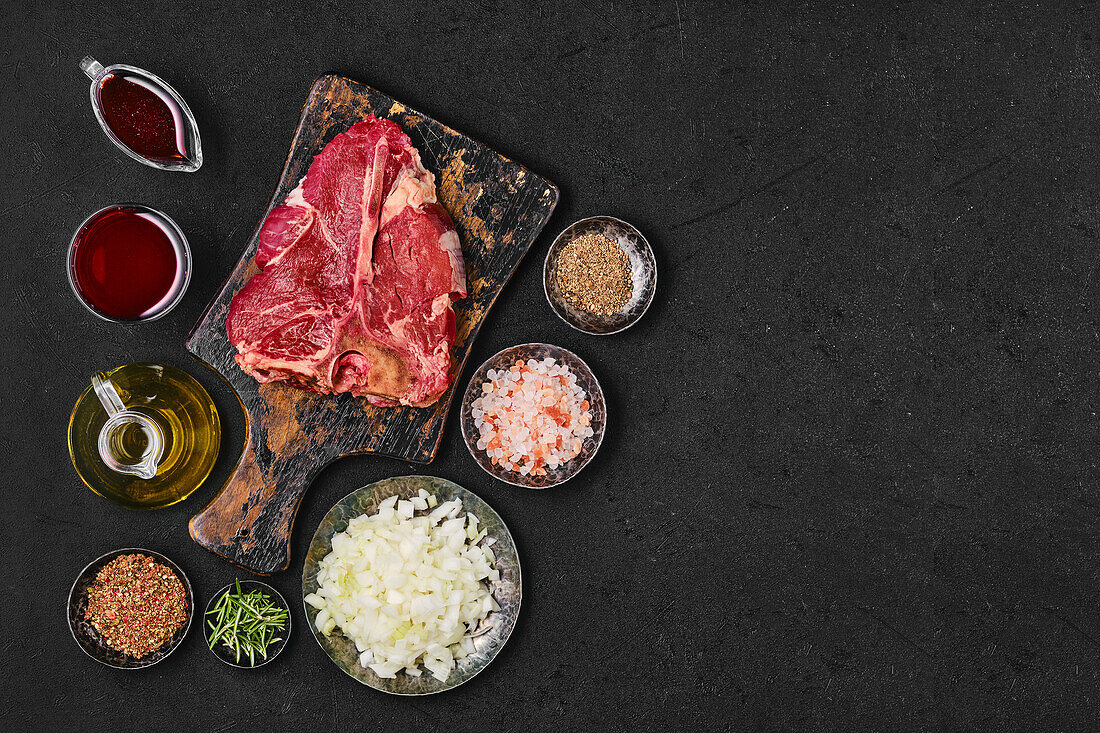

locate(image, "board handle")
(189, 436), (318, 575)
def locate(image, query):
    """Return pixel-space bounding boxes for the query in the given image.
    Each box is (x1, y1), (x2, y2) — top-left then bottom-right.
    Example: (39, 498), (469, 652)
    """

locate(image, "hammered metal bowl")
(68, 547), (193, 669)
(302, 475), (521, 694)
(544, 215), (656, 335)
(461, 343), (606, 488)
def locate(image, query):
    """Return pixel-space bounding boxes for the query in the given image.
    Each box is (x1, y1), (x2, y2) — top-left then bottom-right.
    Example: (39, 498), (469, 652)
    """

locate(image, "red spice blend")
(84, 553), (188, 657)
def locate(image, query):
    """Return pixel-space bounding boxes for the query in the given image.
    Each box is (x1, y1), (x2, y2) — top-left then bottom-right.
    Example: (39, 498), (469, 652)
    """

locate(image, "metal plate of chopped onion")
(302, 475), (521, 694)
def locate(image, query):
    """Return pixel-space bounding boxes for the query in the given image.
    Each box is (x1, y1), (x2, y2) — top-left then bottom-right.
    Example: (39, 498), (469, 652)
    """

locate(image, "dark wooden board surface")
(185, 74), (557, 574)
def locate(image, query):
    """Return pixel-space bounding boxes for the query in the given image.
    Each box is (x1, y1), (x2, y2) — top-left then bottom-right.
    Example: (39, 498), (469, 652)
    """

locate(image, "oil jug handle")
(92, 371), (126, 416)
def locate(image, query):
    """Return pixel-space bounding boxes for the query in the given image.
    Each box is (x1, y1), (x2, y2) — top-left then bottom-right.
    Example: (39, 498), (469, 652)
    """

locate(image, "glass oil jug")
(68, 363), (220, 509)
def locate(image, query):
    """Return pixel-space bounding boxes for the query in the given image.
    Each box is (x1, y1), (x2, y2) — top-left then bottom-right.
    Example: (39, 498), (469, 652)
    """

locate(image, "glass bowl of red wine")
(67, 204), (192, 323)
(80, 57), (202, 173)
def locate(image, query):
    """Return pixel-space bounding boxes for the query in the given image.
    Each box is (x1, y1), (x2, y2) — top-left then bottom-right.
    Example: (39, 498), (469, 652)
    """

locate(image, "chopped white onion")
(313, 492), (498, 681)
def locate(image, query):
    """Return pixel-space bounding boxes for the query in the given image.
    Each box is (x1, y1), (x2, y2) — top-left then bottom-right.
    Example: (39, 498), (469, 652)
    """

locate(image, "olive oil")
(69, 363), (220, 509)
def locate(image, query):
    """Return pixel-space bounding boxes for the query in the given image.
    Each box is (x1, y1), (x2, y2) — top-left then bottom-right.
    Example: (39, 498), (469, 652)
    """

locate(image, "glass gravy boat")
(80, 56), (202, 172)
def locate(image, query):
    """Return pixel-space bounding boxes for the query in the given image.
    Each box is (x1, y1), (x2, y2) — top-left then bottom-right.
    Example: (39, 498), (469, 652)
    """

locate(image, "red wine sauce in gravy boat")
(70, 207), (187, 321)
(98, 73), (188, 163)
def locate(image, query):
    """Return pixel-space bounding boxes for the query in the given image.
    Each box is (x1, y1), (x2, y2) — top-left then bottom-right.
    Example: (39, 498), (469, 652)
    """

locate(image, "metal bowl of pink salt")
(460, 344), (606, 488)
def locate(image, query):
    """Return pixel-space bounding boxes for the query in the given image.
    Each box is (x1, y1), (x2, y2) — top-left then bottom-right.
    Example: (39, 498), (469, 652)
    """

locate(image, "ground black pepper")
(555, 233), (633, 315)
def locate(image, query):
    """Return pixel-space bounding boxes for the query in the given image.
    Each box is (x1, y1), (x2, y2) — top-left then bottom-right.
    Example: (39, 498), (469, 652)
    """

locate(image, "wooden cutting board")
(186, 75), (558, 574)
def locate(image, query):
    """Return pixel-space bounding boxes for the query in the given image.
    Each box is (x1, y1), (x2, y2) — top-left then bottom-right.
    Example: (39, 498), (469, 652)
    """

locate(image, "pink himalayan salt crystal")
(471, 357), (594, 476)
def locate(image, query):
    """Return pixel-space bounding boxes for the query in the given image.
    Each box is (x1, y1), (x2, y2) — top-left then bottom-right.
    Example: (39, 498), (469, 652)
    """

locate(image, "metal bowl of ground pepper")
(544, 216), (657, 335)
(67, 548), (193, 669)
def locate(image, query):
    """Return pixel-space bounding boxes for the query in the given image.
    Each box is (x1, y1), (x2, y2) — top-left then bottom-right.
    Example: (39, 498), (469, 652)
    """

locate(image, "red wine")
(98, 73), (187, 163)
(70, 206), (187, 321)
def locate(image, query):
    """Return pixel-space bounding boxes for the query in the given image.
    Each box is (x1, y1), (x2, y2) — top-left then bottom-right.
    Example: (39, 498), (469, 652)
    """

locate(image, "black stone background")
(3, 2), (1100, 730)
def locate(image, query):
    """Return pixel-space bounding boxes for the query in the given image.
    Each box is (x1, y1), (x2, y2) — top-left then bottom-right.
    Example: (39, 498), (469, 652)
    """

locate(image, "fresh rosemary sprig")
(206, 580), (288, 666)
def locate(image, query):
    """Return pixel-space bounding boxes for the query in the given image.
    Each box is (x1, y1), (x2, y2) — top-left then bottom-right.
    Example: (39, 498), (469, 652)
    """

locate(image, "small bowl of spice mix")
(543, 216), (656, 335)
(67, 548), (193, 669)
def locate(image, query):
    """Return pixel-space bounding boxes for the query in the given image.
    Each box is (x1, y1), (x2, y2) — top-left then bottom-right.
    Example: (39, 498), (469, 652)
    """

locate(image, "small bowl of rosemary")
(204, 579), (291, 668)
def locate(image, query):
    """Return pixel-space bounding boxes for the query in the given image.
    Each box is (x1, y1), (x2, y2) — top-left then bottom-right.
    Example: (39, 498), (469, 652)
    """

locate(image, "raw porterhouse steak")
(227, 116), (466, 407)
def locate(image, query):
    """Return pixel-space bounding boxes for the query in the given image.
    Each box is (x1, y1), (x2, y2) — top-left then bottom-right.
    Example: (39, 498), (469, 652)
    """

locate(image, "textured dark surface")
(4, 1), (1100, 730)
(186, 74), (557, 574)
